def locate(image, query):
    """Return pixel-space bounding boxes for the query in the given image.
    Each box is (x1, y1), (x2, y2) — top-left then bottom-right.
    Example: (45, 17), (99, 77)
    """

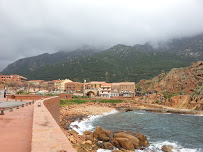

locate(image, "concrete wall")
(43, 96), (60, 125)
(32, 96), (76, 152)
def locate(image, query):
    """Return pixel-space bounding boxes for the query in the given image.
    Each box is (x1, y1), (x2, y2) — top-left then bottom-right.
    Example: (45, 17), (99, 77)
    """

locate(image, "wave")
(97, 141), (201, 152)
(69, 109), (119, 134)
(144, 141), (202, 152)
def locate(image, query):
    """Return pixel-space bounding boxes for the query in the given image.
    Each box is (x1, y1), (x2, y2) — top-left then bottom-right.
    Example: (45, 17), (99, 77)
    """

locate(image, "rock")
(83, 131), (92, 135)
(131, 132), (150, 147)
(103, 129), (113, 138)
(93, 126), (103, 139)
(114, 132), (140, 149)
(114, 138), (134, 151)
(111, 138), (121, 149)
(85, 134), (94, 141)
(93, 126), (110, 142)
(69, 129), (79, 135)
(98, 134), (110, 142)
(102, 142), (114, 150)
(171, 95), (191, 109)
(85, 140), (92, 145)
(161, 145), (174, 152)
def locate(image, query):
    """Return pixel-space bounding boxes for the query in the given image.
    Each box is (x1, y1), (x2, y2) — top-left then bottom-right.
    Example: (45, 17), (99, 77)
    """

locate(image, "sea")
(70, 110), (203, 152)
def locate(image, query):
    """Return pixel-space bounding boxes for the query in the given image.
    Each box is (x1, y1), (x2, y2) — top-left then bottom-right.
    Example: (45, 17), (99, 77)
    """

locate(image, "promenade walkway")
(0, 98), (34, 152)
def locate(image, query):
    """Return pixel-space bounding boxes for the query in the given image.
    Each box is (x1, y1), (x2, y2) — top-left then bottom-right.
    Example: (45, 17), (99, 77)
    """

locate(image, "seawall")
(32, 96), (76, 152)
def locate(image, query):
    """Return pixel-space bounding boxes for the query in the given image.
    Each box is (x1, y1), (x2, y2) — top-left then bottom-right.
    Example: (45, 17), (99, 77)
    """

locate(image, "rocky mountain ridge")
(2, 33), (203, 82)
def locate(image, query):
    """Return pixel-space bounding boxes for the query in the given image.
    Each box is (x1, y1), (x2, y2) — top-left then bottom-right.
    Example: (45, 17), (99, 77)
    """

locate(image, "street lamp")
(83, 79), (86, 96)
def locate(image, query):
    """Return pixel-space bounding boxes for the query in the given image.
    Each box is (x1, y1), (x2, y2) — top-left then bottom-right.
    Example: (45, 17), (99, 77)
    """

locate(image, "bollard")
(38, 102), (41, 107)
(9, 108), (13, 112)
(22, 104), (24, 107)
(0, 110), (4, 115)
(32, 100), (34, 104)
(16, 106), (19, 109)
(29, 102), (31, 105)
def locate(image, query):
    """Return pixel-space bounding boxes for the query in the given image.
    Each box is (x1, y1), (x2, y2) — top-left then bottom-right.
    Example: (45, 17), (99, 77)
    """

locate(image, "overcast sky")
(0, 0), (203, 71)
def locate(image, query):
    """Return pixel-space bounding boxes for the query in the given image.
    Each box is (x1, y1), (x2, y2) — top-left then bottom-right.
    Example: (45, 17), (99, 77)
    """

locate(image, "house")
(65, 82), (83, 93)
(119, 82), (135, 97)
(54, 79), (73, 93)
(111, 83), (120, 97)
(99, 83), (112, 98)
(0, 74), (27, 84)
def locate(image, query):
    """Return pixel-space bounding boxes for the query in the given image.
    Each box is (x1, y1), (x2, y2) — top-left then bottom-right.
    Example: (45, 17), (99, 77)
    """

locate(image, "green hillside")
(23, 44), (196, 82)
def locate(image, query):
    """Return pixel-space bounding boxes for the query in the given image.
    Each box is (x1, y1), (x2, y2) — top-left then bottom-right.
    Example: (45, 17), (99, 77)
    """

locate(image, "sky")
(0, 0), (203, 71)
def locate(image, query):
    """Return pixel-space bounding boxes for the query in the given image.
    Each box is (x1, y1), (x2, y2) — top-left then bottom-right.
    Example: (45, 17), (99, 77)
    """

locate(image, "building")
(111, 83), (120, 97)
(65, 82), (83, 93)
(89, 81), (105, 89)
(119, 82), (135, 97)
(27, 80), (45, 85)
(54, 79), (73, 93)
(0, 74), (27, 84)
(99, 83), (112, 98)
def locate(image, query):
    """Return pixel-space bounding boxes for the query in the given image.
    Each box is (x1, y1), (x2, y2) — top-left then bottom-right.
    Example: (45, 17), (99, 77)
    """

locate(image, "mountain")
(2, 47), (99, 75)
(138, 61), (203, 95)
(2, 34), (203, 82)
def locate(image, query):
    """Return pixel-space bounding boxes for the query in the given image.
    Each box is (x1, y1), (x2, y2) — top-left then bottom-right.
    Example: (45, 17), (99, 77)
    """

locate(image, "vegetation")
(2, 34), (203, 82)
(60, 98), (123, 106)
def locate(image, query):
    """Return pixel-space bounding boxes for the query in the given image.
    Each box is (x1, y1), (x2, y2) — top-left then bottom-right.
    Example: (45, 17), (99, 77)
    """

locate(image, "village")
(0, 74), (137, 98)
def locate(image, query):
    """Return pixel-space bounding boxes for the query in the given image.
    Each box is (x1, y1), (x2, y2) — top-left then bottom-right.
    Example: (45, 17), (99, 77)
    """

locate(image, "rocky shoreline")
(59, 101), (198, 152)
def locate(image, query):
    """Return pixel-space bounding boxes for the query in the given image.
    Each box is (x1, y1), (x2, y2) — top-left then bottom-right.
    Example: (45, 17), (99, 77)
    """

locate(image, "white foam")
(69, 109), (119, 134)
(145, 141), (202, 152)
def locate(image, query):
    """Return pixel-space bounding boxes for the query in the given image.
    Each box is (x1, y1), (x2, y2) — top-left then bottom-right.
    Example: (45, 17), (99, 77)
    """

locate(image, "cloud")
(0, 0), (203, 71)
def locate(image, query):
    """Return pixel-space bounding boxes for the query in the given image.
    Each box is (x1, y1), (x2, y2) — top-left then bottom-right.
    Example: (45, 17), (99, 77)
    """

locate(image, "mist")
(1, 0), (203, 71)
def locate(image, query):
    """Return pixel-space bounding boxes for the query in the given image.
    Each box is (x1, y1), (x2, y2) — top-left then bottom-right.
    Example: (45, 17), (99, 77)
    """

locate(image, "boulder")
(102, 142), (114, 150)
(93, 126), (110, 142)
(83, 131), (92, 135)
(69, 129), (79, 135)
(114, 138), (134, 151)
(114, 132), (140, 149)
(111, 138), (121, 149)
(85, 140), (92, 145)
(103, 129), (113, 138)
(161, 145), (174, 152)
(85, 134), (94, 141)
(114, 138), (135, 150)
(98, 134), (110, 142)
(131, 132), (150, 147)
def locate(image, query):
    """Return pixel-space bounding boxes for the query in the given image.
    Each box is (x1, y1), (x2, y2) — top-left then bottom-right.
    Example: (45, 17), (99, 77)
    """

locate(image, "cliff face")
(139, 61), (203, 95)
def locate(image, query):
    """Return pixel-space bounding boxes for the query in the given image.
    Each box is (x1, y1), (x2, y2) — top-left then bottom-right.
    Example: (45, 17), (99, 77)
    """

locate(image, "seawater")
(70, 110), (203, 152)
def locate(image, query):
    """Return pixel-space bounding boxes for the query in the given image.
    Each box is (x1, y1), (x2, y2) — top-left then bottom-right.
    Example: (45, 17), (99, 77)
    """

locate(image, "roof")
(90, 81), (105, 84)
(119, 82), (135, 85)
(28, 80), (45, 83)
(101, 83), (112, 87)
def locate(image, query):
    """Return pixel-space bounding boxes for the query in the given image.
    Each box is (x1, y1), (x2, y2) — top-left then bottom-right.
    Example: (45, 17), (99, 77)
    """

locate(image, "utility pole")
(83, 79), (86, 96)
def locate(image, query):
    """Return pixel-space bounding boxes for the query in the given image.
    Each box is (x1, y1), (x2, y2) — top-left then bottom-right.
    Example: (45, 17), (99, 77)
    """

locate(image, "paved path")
(0, 102), (34, 152)
(0, 101), (30, 108)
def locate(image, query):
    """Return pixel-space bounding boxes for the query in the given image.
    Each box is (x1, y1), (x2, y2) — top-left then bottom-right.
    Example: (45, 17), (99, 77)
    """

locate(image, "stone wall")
(43, 96), (60, 125)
